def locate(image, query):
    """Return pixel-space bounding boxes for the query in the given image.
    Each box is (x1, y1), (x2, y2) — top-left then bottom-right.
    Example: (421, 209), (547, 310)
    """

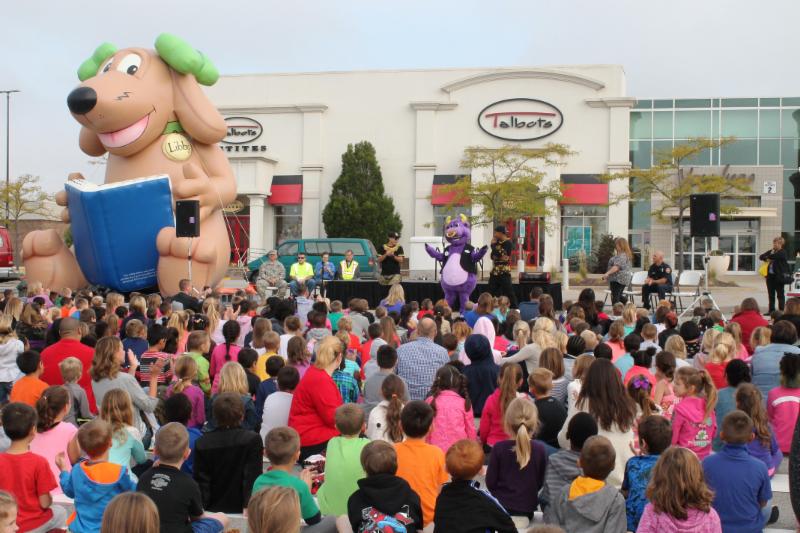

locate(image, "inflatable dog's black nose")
(67, 86), (97, 115)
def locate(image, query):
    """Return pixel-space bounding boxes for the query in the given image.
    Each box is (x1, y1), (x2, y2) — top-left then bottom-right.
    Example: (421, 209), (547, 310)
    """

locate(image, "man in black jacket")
(172, 278), (203, 312)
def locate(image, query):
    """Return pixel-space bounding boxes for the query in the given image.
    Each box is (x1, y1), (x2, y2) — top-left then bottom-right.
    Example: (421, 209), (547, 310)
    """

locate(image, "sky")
(2, 0), (799, 192)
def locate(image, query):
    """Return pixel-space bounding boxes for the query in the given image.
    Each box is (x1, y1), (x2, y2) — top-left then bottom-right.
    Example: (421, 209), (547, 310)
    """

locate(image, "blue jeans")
(290, 279), (316, 296)
(192, 517), (224, 533)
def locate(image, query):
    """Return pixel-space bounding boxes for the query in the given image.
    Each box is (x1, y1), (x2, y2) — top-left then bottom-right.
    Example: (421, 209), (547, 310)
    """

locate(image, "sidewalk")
(563, 274), (776, 316)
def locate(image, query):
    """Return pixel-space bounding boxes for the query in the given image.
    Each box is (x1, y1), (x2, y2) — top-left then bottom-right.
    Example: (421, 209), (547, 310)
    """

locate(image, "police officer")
(642, 250), (673, 309)
(488, 225), (518, 307)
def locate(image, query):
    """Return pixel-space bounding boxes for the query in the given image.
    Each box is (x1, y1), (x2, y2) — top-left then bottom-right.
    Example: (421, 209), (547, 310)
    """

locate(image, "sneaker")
(767, 505), (779, 525)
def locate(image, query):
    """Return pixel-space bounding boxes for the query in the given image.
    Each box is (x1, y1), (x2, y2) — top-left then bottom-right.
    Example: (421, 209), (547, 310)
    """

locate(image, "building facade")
(207, 66), (635, 272)
(630, 98), (800, 272)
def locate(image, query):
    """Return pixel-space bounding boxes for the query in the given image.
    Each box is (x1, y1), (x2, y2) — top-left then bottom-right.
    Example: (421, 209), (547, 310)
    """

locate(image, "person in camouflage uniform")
(256, 250), (289, 300)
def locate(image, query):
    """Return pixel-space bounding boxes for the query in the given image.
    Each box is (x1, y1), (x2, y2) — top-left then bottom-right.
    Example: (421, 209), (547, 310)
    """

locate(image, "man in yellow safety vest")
(338, 249), (360, 281)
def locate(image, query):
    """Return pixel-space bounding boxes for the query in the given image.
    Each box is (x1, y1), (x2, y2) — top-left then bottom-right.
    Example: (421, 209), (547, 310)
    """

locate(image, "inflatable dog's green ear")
(155, 33), (219, 86)
(77, 42), (117, 81)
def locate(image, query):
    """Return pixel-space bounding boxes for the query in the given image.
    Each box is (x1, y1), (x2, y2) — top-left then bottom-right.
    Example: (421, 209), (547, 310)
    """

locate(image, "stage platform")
(325, 280), (562, 310)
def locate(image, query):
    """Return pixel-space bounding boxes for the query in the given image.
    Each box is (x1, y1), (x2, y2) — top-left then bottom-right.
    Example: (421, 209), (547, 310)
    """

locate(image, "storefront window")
(630, 141), (652, 168)
(653, 141), (673, 164)
(274, 205), (302, 245)
(759, 139), (780, 164)
(561, 206), (608, 260)
(720, 139), (757, 165)
(721, 110), (758, 137)
(782, 109), (800, 138)
(432, 205), (472, 236)
(675, 110), (711, 138)
(760, 109), (781, 137)
(629, 231), (651, 269)
(630, 112), (652, 139)
(653, 112), (673, 139)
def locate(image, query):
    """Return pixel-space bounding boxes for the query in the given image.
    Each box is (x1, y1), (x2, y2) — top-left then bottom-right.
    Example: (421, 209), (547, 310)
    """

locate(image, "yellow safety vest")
(340, 260), (359, 280)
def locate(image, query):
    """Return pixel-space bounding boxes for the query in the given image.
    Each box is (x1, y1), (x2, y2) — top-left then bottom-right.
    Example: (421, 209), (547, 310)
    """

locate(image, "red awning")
(431, 184), (469, 206)
(561, 183), (609, 205)
(268, 176), (302, 205)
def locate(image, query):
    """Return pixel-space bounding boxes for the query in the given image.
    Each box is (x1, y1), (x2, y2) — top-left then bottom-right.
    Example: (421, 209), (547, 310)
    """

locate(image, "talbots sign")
(222, 117), (263, 144)
(478, 98), (564, 141)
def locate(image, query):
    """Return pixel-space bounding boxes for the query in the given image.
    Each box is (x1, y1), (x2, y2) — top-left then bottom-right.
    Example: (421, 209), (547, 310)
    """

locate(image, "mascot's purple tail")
(425, 214), (487, 312)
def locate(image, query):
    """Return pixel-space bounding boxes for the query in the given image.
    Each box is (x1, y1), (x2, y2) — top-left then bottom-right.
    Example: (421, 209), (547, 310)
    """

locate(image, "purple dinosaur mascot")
(425, 214), (488, 312)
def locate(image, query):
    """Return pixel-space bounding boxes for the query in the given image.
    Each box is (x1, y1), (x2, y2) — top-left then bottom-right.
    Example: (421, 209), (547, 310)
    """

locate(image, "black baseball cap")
(494, 225), (508, 235)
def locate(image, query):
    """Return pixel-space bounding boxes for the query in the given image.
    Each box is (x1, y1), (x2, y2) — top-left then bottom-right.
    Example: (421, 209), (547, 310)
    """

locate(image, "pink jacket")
(637, 503), (721, 533)
(671, 396), (716, 459)
(767, 385), (800, 453)
(425, 390), (477, 452)
(479, 389), (509, 447)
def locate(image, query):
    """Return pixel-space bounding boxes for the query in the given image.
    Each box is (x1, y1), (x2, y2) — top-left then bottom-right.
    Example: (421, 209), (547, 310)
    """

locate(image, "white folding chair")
(622, 270), (649, 304)
(665, 270), (702, 313)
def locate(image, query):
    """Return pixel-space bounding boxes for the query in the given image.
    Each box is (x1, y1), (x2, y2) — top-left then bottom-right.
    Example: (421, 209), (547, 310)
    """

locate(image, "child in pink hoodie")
(425, 365), (476, 452)
(637, 447), (721, 533)
(671, 367), (717, 459)
(479, 364), (523, 448)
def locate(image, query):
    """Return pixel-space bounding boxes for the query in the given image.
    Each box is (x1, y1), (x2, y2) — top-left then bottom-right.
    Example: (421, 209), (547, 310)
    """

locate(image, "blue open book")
(66, 175), (175, 292)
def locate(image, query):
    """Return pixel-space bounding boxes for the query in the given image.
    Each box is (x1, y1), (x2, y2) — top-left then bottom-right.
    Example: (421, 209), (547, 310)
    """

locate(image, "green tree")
(322, 141), (402, 247)
(438, 143), (573, 228)
(0, 174), (55, 265)
(602, 138), (752, 274)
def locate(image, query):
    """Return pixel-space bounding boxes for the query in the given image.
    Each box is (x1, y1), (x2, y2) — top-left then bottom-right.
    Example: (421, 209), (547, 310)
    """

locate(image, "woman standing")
(760, 236), (790, 313)
(602, 237), (634, 305)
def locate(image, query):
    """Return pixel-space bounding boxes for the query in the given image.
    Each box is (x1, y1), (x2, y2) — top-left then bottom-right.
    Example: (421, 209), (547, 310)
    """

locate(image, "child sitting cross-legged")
(621, 415), (672, 532)
(395, 401), (449, 527)
(0, 402), (67, 532)
(433, 439), (517, 533)
(57, 418), (136, 533)
(101, 389), (148, 479)
(166, 356), (205, 430)
(346, 440), (423, 532)
(260, 366), (300, 442)
(59, 357), (94, 425)
(252, 426), (338, 532)
(540, 412), (598, 524)
(316, 404), (370, 517)
(194, 392), (263, 513)
(486, 397), (547, 530)
(702, 410), (776, 530)
(255, 355), (285, 420)
(636, 447), (721, 533)
(425, 364), (476, 453)
(137, 422), (229, 533)
(162, 393), (202, 476)
(551, 435), (626, 532)
(9, 351), (48, 407)
(29, 386), (80, 493)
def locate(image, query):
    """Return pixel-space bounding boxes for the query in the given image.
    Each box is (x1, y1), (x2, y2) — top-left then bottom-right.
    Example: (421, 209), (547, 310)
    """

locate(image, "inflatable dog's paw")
(156, 226), (218, 295)
(22, 229), (87, 293)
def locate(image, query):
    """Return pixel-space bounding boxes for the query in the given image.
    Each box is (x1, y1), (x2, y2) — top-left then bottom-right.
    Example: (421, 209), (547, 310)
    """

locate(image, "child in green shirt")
(186, 331), (212, 394)
(252, 427), (337, 530)
(317, 404), (369, 516)
(329, 300), (344, 333)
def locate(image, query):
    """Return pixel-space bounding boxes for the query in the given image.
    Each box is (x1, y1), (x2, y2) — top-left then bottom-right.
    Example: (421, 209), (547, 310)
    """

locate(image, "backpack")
(359, 505), (415, 533)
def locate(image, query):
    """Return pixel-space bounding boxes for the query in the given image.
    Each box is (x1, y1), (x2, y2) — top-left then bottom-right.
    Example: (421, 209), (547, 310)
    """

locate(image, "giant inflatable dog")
(22, 34), (236, 295)
(425, 215), (487, 312)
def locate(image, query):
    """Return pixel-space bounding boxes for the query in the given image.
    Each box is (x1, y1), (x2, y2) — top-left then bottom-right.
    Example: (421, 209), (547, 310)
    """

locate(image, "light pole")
(0, 90), (20, 227)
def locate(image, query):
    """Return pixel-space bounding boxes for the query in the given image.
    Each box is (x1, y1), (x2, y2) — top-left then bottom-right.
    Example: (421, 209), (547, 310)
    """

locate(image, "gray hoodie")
(541, 449), (581, 524)
(552, 482), (626, 533)
(306, 328), (331, 355)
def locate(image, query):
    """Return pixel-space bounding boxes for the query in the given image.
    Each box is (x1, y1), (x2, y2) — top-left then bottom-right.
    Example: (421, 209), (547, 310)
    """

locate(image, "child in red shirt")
(0, 403), (66, 531)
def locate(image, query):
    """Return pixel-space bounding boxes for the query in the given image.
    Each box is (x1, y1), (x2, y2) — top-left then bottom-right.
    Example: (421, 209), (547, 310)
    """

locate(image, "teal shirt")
(253, 469), (319, 520)
(316, 436), (369, 516)
(108, 428), (146, 480)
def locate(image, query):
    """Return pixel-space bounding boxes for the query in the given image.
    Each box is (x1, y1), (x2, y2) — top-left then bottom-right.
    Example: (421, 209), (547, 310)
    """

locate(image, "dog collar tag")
(162, 133), (192, 162)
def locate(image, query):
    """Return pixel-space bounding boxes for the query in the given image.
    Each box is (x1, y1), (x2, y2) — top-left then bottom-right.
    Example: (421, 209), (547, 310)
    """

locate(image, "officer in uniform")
(642, 250), (673, 309)
(378, 231), (404, 286)
(338, 249), (360, 280)
(488, 225), (518, 307)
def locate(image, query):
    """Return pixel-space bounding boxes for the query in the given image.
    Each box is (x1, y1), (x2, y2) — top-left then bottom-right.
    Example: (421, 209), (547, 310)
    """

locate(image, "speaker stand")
(187, 237), (193, 290)
(678, 238), (726, 321)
